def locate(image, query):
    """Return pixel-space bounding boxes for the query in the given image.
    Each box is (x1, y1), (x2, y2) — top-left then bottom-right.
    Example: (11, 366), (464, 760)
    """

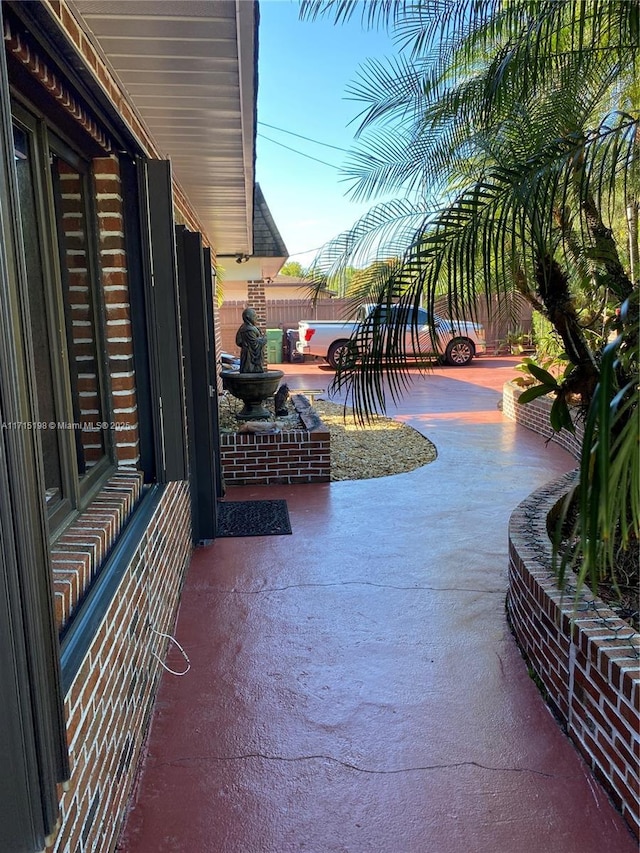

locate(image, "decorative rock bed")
(218, 391), (437, 486)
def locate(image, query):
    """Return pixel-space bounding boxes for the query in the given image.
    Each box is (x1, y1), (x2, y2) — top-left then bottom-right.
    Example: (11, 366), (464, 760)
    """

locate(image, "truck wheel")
(445, 338), (474, 366)
(327, 340), (357, 370)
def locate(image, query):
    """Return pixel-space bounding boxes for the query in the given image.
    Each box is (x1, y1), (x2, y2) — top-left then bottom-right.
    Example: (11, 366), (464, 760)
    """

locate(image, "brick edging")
(219, 394), (331, 486)
(51, 471), (144, 628)
(502, 380), (583, 458)
(507, 473), (640, 837)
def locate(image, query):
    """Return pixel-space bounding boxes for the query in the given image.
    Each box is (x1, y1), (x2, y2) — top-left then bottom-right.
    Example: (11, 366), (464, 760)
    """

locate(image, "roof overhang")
(70, 0), (257, 256)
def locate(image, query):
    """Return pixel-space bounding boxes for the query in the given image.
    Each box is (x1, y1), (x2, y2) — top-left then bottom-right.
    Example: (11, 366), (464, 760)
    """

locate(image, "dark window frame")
(137, 158), (188, 484)
(10, 98), (115, 538)
(0, 14), (69, 847)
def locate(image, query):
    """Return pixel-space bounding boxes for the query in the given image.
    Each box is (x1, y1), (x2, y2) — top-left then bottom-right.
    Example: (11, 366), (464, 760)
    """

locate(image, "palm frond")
(557, 296), (640, 592)
(303, 0), (639, 598)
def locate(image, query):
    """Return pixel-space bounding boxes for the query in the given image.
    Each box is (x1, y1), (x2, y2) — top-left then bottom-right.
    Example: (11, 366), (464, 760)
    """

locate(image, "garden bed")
(218, 392), (330, 486)
(218, 391), (436, 484)
(507, 472), (640, 839)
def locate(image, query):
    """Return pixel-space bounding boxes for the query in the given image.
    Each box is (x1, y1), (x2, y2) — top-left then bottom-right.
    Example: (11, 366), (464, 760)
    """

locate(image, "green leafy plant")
(531, 314), (565, 362)
(501, 329), (532, 354)
(556, 295), (639, 596)
(300, 0), (639, 604)
(515, 357), (577, 433)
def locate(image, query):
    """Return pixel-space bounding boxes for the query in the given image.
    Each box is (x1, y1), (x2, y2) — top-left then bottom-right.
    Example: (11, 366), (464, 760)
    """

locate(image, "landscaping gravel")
(218, 391), (437, 482)
(312, 400), (437, 481)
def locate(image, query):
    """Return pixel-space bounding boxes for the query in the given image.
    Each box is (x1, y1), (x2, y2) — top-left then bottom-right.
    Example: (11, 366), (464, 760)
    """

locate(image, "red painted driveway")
(118, 357), (637, 853)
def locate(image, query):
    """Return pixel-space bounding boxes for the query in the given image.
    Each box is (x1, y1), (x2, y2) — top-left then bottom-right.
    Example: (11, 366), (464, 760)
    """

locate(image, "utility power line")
(258, 120), (351, 153)
(257, 133), (340, 169)
(286, 245), (326, 258)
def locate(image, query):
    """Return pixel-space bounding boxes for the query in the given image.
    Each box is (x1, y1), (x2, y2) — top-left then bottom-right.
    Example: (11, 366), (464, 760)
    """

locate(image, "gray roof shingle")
(253, 184), (288, 258)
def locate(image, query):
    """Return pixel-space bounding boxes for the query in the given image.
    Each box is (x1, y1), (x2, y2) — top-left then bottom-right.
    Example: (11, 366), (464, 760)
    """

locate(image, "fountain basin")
(220, 369), (284, 420)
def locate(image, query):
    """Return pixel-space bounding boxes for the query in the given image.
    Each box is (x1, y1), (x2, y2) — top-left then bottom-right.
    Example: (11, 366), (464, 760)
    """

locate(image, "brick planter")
(507, 473), (640, 838)
(502, 380), (583, 457)
(219, 396), (330, 486)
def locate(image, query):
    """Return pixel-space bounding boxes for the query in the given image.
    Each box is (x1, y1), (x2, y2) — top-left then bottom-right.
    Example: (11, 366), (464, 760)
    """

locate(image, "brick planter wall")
(220, 425), (330, 485)
(220, 393), (331, 486)
(507, 473), (640, 838)
(502, 381), (583, 458)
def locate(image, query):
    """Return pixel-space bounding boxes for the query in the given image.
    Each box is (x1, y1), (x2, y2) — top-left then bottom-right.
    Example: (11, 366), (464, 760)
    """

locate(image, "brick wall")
(507, 474), (640, 838)
(43, 133), (194, 853)
(502, 380), (584, 458)
(48, 152), (145, 635)
(247, 280), (266, 331)
(56, 159), (101, 469)
(4, 12), (112, 151)
(220, 426), (330, 485)
(5, 6), (199, 851)
(94, 155), (141, 467)
(49, 481), (191, 852)
(51, 471), (143, 628)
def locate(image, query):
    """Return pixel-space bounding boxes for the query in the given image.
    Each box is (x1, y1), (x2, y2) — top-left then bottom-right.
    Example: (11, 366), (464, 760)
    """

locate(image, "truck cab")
(298, 303), (486, 368)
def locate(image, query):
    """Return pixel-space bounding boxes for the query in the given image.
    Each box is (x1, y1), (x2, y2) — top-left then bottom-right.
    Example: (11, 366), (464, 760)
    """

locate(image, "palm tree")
(301, 0), (639, 594)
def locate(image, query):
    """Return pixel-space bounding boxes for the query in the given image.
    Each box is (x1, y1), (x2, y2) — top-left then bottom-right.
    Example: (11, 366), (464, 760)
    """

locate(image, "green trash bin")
(266, 328), (283, 364)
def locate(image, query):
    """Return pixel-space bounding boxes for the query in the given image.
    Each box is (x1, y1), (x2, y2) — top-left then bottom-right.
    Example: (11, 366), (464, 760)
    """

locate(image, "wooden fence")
(218, 298), (532, 361)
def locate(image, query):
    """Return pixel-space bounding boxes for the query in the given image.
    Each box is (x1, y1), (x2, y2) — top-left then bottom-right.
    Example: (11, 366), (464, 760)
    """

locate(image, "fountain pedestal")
(220, 369), (284, 420)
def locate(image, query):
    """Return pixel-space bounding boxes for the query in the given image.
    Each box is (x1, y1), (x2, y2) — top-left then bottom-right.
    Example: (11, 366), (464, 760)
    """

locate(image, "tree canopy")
(279, 260), (307, 278)
(301, 0), (639, 597)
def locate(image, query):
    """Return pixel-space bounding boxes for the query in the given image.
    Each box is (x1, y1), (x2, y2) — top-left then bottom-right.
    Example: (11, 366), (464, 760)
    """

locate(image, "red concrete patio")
(118, 357), (637, 853)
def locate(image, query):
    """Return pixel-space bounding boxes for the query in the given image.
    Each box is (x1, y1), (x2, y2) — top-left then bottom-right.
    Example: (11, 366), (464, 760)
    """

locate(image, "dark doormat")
(217, 500), (292, 537)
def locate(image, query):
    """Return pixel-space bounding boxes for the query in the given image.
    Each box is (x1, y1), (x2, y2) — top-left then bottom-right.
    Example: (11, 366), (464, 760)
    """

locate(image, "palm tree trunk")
(535, 255), (599, 403)
(570, 152), (634, 301)
(627, 199), (639, 285)
(513, 264), (546, 314)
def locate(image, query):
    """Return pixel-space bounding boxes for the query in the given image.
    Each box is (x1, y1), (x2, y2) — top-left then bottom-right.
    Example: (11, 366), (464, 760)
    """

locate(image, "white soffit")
(70, 0), (256, 256)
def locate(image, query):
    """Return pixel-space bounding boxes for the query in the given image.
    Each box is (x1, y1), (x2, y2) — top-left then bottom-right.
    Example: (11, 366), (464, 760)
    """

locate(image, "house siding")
(3, 2), (212, 849)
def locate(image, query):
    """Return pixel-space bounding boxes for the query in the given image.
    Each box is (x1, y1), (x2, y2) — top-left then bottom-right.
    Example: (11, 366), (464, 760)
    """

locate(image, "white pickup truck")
(297, 303), (486, 369)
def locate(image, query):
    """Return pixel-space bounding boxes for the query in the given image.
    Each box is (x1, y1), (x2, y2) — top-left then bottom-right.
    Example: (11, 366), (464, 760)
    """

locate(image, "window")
(12, 106), (114, 536)
(385, 304), (427, 326)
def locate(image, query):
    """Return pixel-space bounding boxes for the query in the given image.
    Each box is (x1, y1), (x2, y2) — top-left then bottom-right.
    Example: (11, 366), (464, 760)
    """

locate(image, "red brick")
(618, 696), (640, 730)
(94, 157), (120, 176)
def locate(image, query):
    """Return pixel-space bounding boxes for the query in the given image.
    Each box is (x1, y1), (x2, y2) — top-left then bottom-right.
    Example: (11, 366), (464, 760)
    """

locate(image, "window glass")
(12, 123), (64, 509)
(11, 107), (113, 531)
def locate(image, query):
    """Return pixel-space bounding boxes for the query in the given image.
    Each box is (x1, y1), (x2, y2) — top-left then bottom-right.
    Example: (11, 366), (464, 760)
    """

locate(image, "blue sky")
(256, 0), (395, 268)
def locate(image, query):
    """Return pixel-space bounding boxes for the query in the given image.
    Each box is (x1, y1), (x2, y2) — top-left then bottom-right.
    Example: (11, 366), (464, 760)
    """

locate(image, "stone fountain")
(220, 307), (284, 420)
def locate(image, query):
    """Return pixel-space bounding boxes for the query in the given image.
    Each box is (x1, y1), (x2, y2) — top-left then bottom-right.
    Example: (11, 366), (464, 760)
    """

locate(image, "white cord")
(149, 626), (191, 676)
